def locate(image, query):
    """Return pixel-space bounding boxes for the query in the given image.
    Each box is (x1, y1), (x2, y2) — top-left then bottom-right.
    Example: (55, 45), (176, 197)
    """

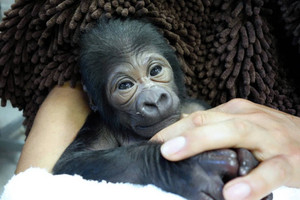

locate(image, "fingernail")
(224, 182), (251, 200)
(161, 136), (186, 156)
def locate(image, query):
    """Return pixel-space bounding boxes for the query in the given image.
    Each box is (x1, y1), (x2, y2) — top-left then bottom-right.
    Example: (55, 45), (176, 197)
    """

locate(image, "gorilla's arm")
(53, 112), (273, 200)
(53, 114), (238, 200)
(54, 142), (238, 200)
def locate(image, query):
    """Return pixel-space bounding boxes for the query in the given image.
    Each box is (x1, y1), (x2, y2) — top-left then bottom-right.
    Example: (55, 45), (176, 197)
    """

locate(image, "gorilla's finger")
(223, 156), (291, 200)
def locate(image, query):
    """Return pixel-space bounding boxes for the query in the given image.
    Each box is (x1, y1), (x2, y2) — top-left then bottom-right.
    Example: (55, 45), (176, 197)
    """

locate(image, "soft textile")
(1, 168), (300, 200)
(0, 168), (184, 200)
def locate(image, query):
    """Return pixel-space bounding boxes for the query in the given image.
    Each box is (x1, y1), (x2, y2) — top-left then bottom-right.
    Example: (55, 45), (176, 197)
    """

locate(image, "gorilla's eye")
(150, 65), (162, 76)
(118, 81), (134, 90)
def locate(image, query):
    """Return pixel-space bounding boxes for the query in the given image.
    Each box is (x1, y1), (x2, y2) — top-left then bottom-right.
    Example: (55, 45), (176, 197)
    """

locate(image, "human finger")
(210, 98), (283, 116)
(160, 118), (268, 161)
(210, 99), (295, 134)
(150, 112), (198, 142)
(150, 111), (235, 142)
(223, 155), (292, 200)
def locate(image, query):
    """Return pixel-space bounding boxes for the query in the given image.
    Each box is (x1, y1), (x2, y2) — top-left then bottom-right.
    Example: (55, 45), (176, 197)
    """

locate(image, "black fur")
(79, 18), (185, 133)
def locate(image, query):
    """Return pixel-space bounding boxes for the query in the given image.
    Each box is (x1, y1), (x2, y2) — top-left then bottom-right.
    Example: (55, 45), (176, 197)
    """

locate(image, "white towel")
(1, 168), (300, 200)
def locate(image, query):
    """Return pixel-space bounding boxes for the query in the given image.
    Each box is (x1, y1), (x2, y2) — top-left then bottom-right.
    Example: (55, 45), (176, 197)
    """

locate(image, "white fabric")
(1, 168), (300, 200)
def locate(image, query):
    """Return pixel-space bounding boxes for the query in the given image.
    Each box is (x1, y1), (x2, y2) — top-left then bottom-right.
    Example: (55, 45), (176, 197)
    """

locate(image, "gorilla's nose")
(136, 87), (172, 119)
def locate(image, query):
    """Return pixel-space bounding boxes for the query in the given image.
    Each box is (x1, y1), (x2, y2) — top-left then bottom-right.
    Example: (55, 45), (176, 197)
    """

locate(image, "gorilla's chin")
(134, 114), (181, 138)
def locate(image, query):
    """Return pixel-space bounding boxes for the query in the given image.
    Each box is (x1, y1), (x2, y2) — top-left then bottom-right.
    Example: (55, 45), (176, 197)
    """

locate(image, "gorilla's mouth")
(134, 114), (181, 138)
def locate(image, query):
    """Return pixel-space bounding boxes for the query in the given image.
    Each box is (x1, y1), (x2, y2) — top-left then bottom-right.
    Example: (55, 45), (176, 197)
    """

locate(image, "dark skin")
(107, 52), (181, 139)
(53, 18), (272, 200)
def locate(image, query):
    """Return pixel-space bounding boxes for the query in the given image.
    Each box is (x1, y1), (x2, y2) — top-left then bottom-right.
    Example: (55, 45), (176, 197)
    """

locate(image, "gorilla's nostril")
(160, 93), (167, 101)
(136, 89), (172, 118)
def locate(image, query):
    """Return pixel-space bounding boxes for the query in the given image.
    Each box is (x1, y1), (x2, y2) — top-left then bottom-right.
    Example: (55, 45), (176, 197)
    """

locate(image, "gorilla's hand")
(183, 149), (272, 200)
(236, 148), (273, 200)
(175, 149), (238, 200)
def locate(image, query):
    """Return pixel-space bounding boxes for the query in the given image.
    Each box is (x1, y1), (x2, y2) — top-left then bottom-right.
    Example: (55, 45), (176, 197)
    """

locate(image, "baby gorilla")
(53, 18), (272, 200)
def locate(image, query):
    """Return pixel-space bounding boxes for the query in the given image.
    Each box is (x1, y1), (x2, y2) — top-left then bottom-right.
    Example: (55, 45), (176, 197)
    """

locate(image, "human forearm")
(16, 82), (90, 173)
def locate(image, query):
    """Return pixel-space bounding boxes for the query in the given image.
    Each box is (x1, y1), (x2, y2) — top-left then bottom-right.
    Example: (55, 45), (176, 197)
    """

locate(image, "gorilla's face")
(106, 52), (181, 138)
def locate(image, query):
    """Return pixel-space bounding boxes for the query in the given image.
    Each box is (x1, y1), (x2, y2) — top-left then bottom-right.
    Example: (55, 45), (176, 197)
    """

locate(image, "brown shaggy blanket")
(0, 0), (299, 135)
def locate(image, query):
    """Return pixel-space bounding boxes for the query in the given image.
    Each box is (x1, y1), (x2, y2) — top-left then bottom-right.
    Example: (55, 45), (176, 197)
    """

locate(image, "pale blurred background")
(0, 0), (26, 195)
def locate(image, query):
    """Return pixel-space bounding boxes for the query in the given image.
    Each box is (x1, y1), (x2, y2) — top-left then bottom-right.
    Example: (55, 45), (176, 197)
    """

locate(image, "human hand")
(151, 98), (300, 200)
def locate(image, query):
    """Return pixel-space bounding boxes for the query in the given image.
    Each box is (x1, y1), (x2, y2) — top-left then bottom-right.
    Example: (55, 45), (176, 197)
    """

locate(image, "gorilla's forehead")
(128, 52), (170, 70)
(107, 51), (171, 76)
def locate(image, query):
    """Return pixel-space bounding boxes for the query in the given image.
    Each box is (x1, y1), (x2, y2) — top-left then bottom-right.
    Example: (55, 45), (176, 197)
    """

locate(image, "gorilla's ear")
(82, 84), (98, 112)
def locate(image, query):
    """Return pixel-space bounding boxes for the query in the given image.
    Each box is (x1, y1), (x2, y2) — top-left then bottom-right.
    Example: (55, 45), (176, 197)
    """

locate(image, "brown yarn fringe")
(0, 0), (300, 136)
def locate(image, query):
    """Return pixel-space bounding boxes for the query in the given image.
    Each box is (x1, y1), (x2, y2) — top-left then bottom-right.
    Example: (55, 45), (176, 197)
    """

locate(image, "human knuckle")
(272, 156), (291, 181)
(251, 111), (269, 121)
(191, 111), (206, 126)
(231, 118), (249, 134)
(192, 110), (205, 117)
(270, 124), (290, 145)
(227, 98), (251, 109)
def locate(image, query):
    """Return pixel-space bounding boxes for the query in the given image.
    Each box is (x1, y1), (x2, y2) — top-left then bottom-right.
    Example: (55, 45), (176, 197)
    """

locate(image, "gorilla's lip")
(134, 114), (181, 137)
